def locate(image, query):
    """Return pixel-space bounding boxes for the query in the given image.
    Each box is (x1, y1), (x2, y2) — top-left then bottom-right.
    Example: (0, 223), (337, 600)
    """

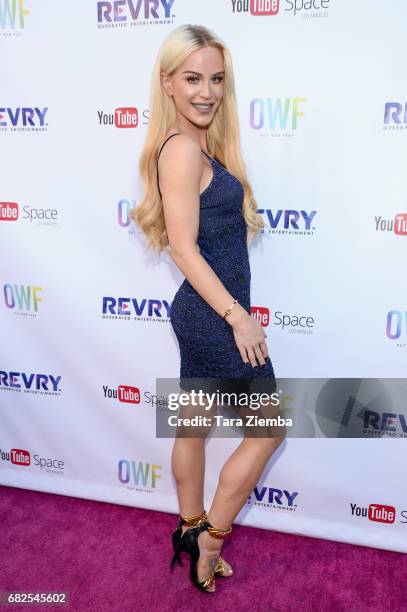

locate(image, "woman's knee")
(244, 431), (286, 455)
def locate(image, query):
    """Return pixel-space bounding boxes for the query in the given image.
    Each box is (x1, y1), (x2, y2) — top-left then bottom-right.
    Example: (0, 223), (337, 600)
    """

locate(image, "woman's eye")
(186, 75), (223, 83)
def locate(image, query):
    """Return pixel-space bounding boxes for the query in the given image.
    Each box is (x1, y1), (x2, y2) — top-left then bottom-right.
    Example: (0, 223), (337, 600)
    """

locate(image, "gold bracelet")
(223, 298), (238, 319)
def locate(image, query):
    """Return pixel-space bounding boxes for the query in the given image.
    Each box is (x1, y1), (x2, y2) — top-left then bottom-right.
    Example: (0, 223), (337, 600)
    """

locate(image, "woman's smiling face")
(161, 46), (225, 128)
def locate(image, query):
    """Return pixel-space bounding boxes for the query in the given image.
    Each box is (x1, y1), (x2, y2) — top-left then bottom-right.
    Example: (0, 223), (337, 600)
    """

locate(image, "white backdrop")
(1, 0), (406, 554)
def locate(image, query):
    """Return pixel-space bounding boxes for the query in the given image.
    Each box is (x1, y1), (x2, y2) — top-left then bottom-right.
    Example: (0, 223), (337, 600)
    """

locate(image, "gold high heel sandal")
(171, 510), (233, 576)
(181, 520), (233, 593)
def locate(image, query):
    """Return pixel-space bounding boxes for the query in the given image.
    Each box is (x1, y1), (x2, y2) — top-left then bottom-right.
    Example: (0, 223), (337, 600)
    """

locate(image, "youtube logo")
(115, 107), (138, 128)
(368, 504), (396, 524)
(0, 202), (18, 221)
(251, 306), (270, 327)
(11, 448), (30, 466)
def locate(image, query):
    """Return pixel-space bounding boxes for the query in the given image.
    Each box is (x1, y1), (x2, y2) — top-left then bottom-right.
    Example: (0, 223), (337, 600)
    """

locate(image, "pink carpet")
(0, 484), (405, 611)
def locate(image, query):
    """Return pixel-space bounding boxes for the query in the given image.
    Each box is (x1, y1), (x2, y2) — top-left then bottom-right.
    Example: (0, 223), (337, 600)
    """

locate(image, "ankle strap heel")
(178, 520), (233, 592)
(180, 509), (207, 527)
(171, 509), (208, 572)
(203, 520), (232, 540)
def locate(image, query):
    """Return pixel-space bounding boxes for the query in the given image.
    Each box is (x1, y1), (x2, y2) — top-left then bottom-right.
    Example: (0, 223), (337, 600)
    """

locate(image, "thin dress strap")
(157, 133), (180, 197)
(156, 133), (212, 197)
(157, 133), (181, 162)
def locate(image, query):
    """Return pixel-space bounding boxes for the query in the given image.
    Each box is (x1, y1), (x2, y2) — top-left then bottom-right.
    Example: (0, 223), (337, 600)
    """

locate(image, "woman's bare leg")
(196, 396), (286, 591)
(208, 435), (284, 528)
(171, 436), (206, 520)
(170, 390), (235, 585)
(170, 391), (216, 530)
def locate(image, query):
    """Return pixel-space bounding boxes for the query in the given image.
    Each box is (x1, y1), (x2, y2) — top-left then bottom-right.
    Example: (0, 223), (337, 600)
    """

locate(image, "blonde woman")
(131, 24), (285, 593)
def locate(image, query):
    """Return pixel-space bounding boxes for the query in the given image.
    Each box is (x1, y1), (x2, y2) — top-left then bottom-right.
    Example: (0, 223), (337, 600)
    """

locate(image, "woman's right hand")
(228, 308), (269, 367)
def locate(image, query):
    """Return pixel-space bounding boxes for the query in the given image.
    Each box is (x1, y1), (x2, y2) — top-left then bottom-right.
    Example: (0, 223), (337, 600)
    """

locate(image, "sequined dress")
(157, 133), (277, 395)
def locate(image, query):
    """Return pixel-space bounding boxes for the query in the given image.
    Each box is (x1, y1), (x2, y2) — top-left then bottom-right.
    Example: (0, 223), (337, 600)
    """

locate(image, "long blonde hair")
(130, 23), (265, 253)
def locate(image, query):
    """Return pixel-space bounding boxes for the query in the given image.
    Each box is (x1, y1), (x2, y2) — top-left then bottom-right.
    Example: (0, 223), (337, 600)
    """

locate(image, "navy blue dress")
(157, 133), (277, 396)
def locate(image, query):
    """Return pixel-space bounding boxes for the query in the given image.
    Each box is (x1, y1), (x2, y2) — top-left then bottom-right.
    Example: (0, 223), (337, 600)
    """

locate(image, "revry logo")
(102, 296), (171, 320)
(248, 485), (299, 509)
(0, 371), (62, 394)
(3, 284), (43, 312)
(97, 0), (175, 23)
(0, 107), (48, 128)
(258, 208), (317, 232)
(384, 102), (407, 126)
(363, 410), (407, 435)
(0, 0), (29, 29)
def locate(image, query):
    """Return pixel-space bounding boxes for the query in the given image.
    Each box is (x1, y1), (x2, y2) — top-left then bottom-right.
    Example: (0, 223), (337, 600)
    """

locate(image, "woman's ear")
(160, 71), (173, 96)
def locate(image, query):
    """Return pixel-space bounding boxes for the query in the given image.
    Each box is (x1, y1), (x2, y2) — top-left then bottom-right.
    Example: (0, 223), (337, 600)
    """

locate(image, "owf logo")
(3, 284), (43, 313)
(118, 459), (162, 489)
(0, 0), (29, 29)
(386, 310), (407, 345)
(250, 97), (306, 130)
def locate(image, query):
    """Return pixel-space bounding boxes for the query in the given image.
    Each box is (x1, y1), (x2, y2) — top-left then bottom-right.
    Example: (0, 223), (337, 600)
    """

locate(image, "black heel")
(182, 523), (214, 592)
(170, 510), (234, 579)
(171, 525), (183, 567)
(170, 539), (183, 572)
(170, 511), (206, 572)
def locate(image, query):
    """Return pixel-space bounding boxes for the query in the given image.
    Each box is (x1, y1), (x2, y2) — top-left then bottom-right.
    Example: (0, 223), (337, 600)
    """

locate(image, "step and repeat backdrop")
(1, 1), (406, 553)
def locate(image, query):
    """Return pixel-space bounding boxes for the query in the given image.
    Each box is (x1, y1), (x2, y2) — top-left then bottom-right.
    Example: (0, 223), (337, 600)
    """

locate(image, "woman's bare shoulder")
(157, 131), (205, 198)
(158, 130), (202, 163)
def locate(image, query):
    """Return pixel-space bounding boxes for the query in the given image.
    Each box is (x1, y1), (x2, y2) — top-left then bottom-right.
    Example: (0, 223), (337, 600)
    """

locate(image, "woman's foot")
(195, 529), (229, 592)
(181, 524), (233, 577)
